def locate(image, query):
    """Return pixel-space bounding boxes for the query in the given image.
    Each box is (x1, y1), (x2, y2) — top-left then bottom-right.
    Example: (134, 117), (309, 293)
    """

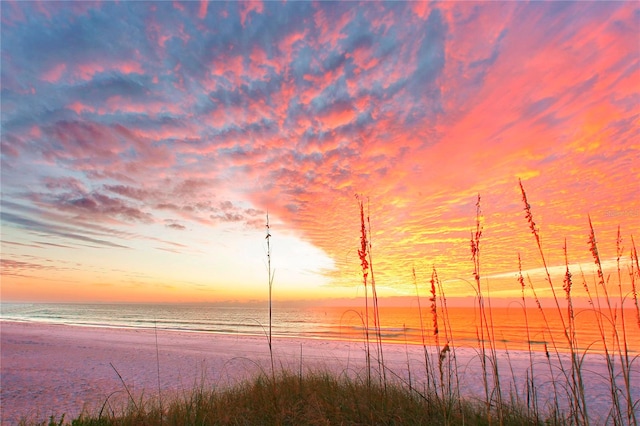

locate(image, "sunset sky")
(1, 1), (638, 304)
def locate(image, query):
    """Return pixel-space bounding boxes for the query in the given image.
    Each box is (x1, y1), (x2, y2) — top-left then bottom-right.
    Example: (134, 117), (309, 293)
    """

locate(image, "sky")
(1, 1), (639, 304)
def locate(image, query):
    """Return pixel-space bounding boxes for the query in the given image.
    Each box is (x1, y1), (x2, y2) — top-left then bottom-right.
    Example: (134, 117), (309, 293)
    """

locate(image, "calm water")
(1, 303), (638, 355)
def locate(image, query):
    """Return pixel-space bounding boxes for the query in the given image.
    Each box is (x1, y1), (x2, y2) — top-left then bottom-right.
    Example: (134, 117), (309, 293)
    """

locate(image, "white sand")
(1, 320), (637, 424)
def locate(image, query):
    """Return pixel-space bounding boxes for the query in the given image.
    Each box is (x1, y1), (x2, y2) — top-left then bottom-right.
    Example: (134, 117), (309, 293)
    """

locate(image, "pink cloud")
(248, 46), (282, 79)
(45, 121), (124, 163)
(67, 101), (96, 115)
(34, 1), (53, 19)
(41, 63), (67, 83)
(0, 135), (23, 158)
(198, 0), (208, 19)
(43, 176), (87, 193)
(118, 60), (144, 75)
(74, 60), (144, 80)
(282, 29), (306, 50)
(239, 1), (263, 27)
(298, 67), (345, 108)
(41, 121), (177, 177)
(1, 2), (24, 25)
(313, 6), (352, 49)
(172, 1), (185, 12)
(52, 191), (154, 225)
(411, 1), (430, 19)
(210, 54), (244, 86)
(102, 96), (183, 116)
(276, 28), (308, 77)
(203, 108), (273, 149)
(145, 10), (189, 51)
(318, 102), (358, 129)
(76, 62), (105, 80)
(132, 122), (199, 143)
(349, 45), (380, 73)
(68, 97), (184, 117)
(29, 126), (42, 139)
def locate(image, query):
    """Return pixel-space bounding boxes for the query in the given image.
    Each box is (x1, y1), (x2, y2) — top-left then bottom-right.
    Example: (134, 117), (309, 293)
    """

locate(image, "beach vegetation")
(18, 181), (639, 425)
(34, 371), (543, 426)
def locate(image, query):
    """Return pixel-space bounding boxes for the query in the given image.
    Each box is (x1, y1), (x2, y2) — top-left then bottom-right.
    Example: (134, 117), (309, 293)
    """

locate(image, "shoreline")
(4, 303), (638, 358)
(1, 320), (637, 424)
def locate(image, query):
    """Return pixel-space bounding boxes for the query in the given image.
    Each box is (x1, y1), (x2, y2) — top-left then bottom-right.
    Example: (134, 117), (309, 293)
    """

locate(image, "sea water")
(1, 303), (638, 355)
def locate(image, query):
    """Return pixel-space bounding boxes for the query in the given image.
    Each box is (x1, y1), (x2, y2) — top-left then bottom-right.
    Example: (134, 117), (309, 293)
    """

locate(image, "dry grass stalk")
(429, 268), (447, 400)
(432, 266), (462, 422)
(630, 235), (640, 329)
(562, 240), (588, 424)
(470, 194), (504, 422)
(434, 265), (461, 408)
(519, 180), (588, 423)
(615, 227), (637, 426)
(517, 253), (539, 422)
(356, 196), (372, 384)
(430, 268), (439, 341)
(470, 196), (490, 416)
(525, 266), (565, 417)
(365, 199), (386, 386)
(519, 180), (567, 329)
(412, 267), (433, 398)
(265, 213), (275, 381)
(588, 216), (624, 425)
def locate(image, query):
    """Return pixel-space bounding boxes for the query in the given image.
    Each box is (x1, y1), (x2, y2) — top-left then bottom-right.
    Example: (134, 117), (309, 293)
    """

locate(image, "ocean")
(1, 302), (638, 355)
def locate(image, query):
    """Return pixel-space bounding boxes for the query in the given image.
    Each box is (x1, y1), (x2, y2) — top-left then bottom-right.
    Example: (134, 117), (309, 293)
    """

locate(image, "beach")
(1, 321), (370, 424)
(1, 320), (637, 424)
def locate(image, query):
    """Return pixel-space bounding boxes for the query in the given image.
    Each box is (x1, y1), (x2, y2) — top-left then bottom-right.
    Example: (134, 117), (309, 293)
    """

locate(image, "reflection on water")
(1, 303), (637, 355)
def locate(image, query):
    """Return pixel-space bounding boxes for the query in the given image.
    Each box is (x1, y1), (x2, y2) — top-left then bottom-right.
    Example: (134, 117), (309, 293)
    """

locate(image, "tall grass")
(265, 212), (275, 379)
(434, 265), (462, 416)
(616, 227), (637, 426)
(470, 194), (504, 423)
(632, 237), (640, 330)
(366, 198), (387, 386)
(350, 182), (637, 425)
(356, 195), (373, 385)
(517, 253), (540, 422)
(412, 266), (433, 397)
(520, 179), (592, 424)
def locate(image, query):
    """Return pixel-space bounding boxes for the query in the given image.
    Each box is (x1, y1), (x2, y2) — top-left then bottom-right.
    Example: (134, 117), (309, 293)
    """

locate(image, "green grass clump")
(33, 371), (542, 426)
